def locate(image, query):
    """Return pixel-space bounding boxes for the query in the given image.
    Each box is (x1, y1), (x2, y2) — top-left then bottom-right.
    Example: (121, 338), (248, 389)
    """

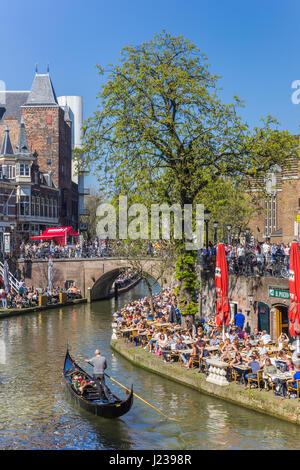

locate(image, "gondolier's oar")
(105, 373), (181, 422)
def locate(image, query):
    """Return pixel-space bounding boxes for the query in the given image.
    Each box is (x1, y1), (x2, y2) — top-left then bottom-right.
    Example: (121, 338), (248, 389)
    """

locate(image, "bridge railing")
(199, 252), (290, 279)
(0, 261), (20, 294)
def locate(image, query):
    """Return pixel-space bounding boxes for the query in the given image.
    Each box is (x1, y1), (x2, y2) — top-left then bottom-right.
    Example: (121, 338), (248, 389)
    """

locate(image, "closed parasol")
(288, 241), (300, 341)
(215, 243), (230, 329)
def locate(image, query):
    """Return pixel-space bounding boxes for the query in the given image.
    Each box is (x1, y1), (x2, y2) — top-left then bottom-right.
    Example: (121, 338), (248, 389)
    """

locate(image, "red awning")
(31, 226), (79, 244)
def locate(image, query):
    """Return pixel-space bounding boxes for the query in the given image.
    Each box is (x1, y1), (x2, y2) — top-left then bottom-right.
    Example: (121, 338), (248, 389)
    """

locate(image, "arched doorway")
(274, 305), (289, 338)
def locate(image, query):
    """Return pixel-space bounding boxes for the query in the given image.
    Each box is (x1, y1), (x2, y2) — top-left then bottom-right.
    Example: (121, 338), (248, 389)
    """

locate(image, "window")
(265, 195), (277, 237)
(31, 196), (35, 216)
(49, 199), (52, 218)
(45, 198), (49, 217)
(6, 166), (14, 179)
(46, 115), (52, 124)
(18, 163), (30, 177)
(19, 195), (30, 216)
(47, 159), (51, 166)
(40, 198), (44, 217)
(46, 137), (51, 145)
(36, 197), (40, 216)
(53, 199), (57, 218)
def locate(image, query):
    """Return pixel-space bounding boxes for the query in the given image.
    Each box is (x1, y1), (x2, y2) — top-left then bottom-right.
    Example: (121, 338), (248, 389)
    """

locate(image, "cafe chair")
(287, 379), (300, 400)
(231, 367), (242, 385)
(248, 369), (264, 391)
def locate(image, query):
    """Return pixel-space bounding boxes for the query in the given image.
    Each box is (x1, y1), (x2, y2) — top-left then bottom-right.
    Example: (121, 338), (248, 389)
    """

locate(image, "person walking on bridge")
(85, 350), (112, 402)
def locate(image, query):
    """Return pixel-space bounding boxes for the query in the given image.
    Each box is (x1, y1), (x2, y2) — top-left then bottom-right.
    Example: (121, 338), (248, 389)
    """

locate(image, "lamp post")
(213, 221), (218, 245)
(204, 209), (211, 251)
(227, 224), (232, 245)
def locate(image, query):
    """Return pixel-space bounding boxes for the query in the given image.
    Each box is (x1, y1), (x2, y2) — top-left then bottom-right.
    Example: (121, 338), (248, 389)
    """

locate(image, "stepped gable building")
(0, 72), (79, 245)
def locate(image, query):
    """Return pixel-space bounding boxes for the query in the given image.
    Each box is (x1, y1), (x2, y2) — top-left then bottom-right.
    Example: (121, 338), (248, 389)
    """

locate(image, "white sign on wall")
(3, 232), (10, 253)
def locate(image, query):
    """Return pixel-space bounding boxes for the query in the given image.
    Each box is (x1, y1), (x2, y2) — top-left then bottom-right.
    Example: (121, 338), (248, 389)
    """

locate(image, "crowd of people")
(17, 238), (172, 260)
(18, 239), (112, 260)
(113, 271), (139, 290)
(115, 290), (300, 399)
(200, 240), (291, 277)
(0, 280), (82, 310)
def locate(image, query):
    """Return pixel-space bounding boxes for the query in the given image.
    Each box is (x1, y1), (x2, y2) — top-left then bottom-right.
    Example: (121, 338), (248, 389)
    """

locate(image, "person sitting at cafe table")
(261, 330), (272, 345)
(209, 333), (220, 346)
(156, 333), (168, 356)
(244, 353), (261, 387)
(257, 340), (268, 356)
(286, 363), (300, 390)
(263, 358), (278, 390)
(275, 350), (289, 372)
(146, 328), (160, 353)
(252, 328), (261, 340)
(220, 338), (238, 362)
(175, 337), (188, 365)
(185, 335), (206, 369)
(242, 344), (253, 359)
(230, 352), (244, 380)
(278, 332), (289, 350)
(162, 334), (177, 362)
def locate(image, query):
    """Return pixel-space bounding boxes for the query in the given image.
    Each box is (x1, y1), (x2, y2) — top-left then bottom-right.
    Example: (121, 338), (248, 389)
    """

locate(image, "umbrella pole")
(222, 323), (225, 342)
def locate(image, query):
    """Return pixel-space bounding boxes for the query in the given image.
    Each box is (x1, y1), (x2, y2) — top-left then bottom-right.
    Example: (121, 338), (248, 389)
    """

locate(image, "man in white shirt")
(261, 330), (272, 345)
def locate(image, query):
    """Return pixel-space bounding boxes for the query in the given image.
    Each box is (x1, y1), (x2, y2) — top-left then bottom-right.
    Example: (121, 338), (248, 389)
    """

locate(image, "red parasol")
(215, 243), (230, 327)
(288, 241), (300, 338)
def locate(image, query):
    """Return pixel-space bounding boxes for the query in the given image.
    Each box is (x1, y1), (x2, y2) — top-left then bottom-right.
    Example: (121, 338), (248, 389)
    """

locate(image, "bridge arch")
(90, 266), (163, 301)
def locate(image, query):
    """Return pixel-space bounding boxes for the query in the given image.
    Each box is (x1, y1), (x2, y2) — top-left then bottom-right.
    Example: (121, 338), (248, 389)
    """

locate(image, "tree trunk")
(144, 276), (154, 316)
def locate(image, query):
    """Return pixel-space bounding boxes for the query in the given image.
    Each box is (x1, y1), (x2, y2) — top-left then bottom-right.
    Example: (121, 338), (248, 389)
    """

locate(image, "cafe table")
(231, 363), (251, 385)
(269, 371), (293, 381)
(206, 345), (219, 352)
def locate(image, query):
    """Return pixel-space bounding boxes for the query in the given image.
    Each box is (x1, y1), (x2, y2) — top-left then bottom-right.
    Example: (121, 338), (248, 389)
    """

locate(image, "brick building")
(248, 141), (300, 244)
(0, 72), (79, 245)
(0, 120), (59, 248)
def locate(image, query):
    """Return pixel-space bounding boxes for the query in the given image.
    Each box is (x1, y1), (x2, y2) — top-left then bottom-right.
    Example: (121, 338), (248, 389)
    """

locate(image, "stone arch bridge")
(16, 257), (175, 301)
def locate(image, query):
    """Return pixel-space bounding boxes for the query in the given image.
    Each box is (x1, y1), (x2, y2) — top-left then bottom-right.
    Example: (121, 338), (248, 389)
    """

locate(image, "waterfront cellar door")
(257, 302), (270, 333)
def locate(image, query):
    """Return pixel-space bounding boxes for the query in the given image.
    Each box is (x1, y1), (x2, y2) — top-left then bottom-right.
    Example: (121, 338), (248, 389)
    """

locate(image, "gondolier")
(85, 350), (112, 402)
(63, 350), (133, 418)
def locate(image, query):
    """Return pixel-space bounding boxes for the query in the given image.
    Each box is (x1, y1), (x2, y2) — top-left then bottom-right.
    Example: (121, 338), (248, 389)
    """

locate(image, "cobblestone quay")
(111, 338), (300, 426)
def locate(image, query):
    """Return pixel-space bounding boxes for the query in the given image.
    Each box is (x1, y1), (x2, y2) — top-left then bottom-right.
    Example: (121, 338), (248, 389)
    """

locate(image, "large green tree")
(75, 32), (298, 323)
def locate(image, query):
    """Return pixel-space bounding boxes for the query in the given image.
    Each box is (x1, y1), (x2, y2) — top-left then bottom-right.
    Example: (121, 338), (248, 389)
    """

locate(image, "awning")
(31, 226), (79, 244)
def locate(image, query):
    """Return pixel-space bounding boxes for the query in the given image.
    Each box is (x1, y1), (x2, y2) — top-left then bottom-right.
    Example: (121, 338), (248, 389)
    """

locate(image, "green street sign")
(268, 286), (290, 299)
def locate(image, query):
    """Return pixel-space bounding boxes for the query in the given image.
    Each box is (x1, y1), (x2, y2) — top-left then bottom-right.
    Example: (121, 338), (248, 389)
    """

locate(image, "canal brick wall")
(111, 338), (300, 426)
(0, 298), (87, 319)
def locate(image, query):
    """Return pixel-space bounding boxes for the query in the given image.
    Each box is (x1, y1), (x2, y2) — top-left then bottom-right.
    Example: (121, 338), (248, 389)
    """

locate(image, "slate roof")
(0, 126), (14, 155)
(16, 118), (29, 154)
(0, 91), (29, 120)
(23, 73), (58, 107)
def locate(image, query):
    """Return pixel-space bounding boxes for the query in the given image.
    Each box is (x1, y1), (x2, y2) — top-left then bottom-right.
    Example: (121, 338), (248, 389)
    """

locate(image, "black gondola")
(63, 349), (133, 419)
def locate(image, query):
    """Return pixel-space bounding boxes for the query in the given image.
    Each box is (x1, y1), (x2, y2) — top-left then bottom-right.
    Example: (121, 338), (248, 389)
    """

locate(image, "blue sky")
(2, 0), (300, 187)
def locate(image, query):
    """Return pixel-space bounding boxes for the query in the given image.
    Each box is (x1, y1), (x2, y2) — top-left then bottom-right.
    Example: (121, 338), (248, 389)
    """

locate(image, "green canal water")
(0, 280), (300, 450)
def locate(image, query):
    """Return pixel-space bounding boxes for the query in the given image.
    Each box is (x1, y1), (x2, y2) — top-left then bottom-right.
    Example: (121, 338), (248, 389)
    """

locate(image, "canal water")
(0, 280), (300, 450)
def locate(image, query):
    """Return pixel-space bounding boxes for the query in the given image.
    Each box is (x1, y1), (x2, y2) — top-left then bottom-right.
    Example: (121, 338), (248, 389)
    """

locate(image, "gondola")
(63, 349), (133, 419)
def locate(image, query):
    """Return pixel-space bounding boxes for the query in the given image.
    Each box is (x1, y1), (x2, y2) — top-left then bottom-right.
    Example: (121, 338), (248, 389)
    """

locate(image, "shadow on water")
(0, 279), (300, 449)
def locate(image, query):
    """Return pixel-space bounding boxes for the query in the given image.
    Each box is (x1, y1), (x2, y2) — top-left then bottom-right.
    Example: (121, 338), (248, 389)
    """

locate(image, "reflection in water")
(0, 280), (300, 449)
